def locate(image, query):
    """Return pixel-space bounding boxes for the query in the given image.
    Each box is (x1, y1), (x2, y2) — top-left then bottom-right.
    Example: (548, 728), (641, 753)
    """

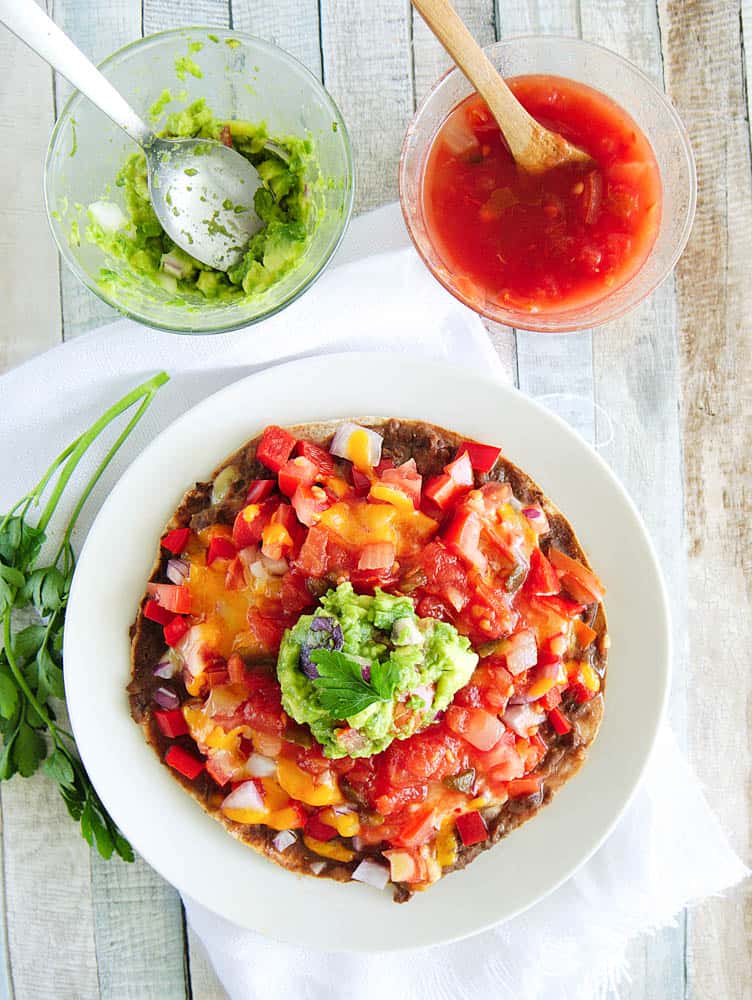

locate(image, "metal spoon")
(0, 0), (264, 271)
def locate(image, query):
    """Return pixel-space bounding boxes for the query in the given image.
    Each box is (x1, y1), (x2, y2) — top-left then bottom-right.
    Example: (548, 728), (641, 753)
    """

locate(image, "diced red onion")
(410, 684), (435, 708)
(153, 686), (180, 710)
(261, 554), (288, 576)
(522, 506), (550, 535)
(310, 860), (326, 875)
(508, 691), (531, 706)
(272, 830), (297, 853)
(221, 780), (264, 814)
(505, 629), (538, 675)
(536, 660), (561, 682)
(357, 542), (395, 571)
(329, 422), (382, 468)
(245, 753), (277, 778)
(166, 558), (189, 585)
(332, 803), (356, 816)
(352, 836), (365, 852)
(352, 859), (390, 890)
(502, 703), (545, 737)
(153, 658), (177, 680)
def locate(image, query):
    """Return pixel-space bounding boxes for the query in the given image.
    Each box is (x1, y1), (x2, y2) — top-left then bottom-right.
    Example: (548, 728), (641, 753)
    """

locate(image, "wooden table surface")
(0, 1), (749, 997)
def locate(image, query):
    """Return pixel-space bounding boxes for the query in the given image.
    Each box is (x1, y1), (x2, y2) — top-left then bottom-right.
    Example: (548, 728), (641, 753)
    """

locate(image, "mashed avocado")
(86, 98), (321, 302)
(277, 583), (478, 759)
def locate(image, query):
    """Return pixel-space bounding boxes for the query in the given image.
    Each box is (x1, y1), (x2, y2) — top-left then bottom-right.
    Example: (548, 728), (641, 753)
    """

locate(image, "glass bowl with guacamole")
(44, 28), (354, 334)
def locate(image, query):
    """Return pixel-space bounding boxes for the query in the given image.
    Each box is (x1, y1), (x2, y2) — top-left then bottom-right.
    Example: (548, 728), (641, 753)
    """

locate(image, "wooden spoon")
(412, 0), (592, 173)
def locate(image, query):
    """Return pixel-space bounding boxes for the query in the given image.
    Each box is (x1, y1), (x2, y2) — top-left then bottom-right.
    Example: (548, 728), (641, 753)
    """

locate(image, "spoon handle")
(0, 0), (153, 148)
(411, 0), (547, 166)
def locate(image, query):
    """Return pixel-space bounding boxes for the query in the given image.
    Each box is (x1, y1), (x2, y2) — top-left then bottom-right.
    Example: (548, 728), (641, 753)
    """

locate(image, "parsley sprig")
(310, 649), (401, 718)
(0, 372), (169, 861)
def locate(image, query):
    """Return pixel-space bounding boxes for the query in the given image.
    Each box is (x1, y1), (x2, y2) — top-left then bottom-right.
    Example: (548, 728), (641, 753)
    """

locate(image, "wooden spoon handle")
(412, 0), (590, 172)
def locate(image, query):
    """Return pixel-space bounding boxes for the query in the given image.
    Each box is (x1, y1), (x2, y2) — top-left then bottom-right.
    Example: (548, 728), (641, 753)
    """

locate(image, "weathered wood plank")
(319, 0), (414, 212)
(230, 0), (322, 78)
(411, 0), (496, 104)
(51, 0), (139, 339)
(142, 0), (231, 36)
(658, 3), (752, 998)
(0, 0), (61, 374)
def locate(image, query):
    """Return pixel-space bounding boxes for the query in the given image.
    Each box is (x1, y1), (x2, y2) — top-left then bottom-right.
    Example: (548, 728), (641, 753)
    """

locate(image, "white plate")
(64, 353), (670, 952)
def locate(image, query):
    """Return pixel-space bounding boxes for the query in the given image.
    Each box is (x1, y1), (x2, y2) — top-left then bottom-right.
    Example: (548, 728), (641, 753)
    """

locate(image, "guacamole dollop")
(277, 583), (478, 759)
(86, 98), (321, 302)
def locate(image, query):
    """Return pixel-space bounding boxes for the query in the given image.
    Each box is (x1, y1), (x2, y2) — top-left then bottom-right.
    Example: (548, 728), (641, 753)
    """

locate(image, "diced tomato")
(165, 744), (205, 780)
(226, 653), (247, 685)
(206, 751), (235, 787)
(548, 548), (606, 603)
(247, 610), (286, 654)
(357, 542), (396, 571)
(541, 685), (562, 711)
(350, 466), (372, 497)
(443, 508), (486, 572)
(416, 594), (450, 620)
(524, 548), (560, 596)
(534, 594), (585, 619)
(280, 570), (315, 614)
(444, 450), (474, 486)
(394, 808), (436, 848)
(242, 691), (286, 736)
(205, 664), (230, 688)
(154, 708), (189, 739)
(295, 525), (329, 576)
(295, 440), (336, 478)
(379, 459), (422, 507)
(374, 784), (428, 817)
(224, 556), (246, 591)
(423, 472), (468, 510)
(143, 599), (176, 626)
(560, 573), (602, 606)
(457, 440), (501, 473)
(147, 582), (192, 614)
(455, 811), (488, 847)
(573, 619), (598, 648)
(278, 456), (318, 497)
(507, 776), (542, 799)
(246, 479), (276, 504)
(161, 527), (191, 555)
(218, 124), (233, 148)
(232, 499), (279, 550)
(305, 813), (338, 841)
(164, 616), (190, 647)
(548, 707), (572, 735)
(206, 536), (237, 566)
(256, 425), (297, 472)
(291, 484), (331, 527)
(569, 682), (594, 704)
(446, 705), (504, 751)
(349, 567), (399, 593)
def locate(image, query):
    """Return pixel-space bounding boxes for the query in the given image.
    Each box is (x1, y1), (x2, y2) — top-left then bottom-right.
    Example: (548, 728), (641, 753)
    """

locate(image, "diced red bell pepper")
(443, 508), (486, 572)
(525, 548), (561, 596)
(206, 536), (237, 566)
(224, 556), (246, 591)
(457, 440), (501, 473)
(569, 682), (594, 704)
(161, 527), (191, 555)
(164, 616), (190, 647)
(548, 707), (572, 735)
(507, 776), (542, 798)
(154, 708), (189, 739)
(232, 499), (279, 550)
(350, 466), (372, 497)
(165, 744), (205, 780)
(146, 583), (192, 614)
(143, 599), (175, 626)
(295, 440), (336, 478)
(305, 813), (338, 842)
(256, 425), (297, 472)
(455, 811), (488, 847)
(246, 479), (276, 504)
(278, 456), (319, 497)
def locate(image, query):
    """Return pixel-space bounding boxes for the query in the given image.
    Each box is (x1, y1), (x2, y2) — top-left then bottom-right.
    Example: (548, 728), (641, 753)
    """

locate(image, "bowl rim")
(398, 34), (697, 334)
(44, 25), (355, 336)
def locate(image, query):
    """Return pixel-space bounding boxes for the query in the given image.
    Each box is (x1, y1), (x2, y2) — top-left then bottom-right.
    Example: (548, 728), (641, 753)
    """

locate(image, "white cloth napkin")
(0, 204), (746, 1000)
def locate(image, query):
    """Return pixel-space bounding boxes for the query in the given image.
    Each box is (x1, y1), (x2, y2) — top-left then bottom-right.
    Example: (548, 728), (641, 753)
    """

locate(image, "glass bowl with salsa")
(399, 36), (695, 333)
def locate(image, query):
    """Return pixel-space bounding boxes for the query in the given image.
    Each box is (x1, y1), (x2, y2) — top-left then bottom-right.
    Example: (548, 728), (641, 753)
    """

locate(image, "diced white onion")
(502, 703), (545, 738)
(505, 629), (538, 675)
(88, 200), (127, 233)
(166, 558), (189, 585)
(352, 859), (390, 890)
(261, 554), (289, 576)
(221, 780), (264, 814)
(410, 684), (435, 708)
(272, 830), (297, 853)
(245, 753), (277, 778)
(391, 616), (423, 646)
(310, 860), (326, 875)
(329, 422), (382, 468)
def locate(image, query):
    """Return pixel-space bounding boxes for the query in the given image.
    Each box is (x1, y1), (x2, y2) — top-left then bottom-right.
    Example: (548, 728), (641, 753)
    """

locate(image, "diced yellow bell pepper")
(268, 806), (305, 830)
(581, 662), (600, 693)
(467, 796), (489, 811)
(303, 836), (355, 862)
(526, 675), (556, 700)
(436, 822), (457, 867)
(326, 476), (351, 498)
(224, 807), (266, 824)
(277, 756), (343, 806)
(206, 725), (243, 753)
(320, 807), (360, 838)
(368, 483), (414, 513)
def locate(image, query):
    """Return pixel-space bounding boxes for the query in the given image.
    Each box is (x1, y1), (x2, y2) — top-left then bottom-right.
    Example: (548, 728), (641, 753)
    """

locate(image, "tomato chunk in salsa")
(421, 75), (661, 317)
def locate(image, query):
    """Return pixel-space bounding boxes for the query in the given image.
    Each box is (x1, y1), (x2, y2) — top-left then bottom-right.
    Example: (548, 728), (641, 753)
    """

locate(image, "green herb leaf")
(0, 730), (17, 779)
(0, 674), (18, 720)
(13, 723), (46, 777)
(309, 648), (401, 719)
(114, 832), (135, 863)
(43, 749), (75, 788)
(11, 625), (46, 666)
(370, 657), (401, 702)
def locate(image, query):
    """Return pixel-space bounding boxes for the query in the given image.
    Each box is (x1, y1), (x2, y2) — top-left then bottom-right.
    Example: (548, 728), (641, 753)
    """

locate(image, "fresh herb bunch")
(310, 649), (401, 718)
(0, 372), (169, 861)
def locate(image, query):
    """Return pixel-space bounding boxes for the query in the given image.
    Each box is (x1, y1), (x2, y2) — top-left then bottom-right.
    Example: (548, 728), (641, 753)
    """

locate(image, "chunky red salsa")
(143, 423), (606, 891)
(422, 75), (661, 318)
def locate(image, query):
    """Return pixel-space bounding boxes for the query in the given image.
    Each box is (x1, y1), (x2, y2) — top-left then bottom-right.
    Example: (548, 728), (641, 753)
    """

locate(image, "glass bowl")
(399, 36), (696, 333)
(45, 27), (354, 334)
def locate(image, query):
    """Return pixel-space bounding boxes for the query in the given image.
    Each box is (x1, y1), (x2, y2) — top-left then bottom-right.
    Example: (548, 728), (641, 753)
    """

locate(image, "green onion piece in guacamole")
(276, 583), (478, 759)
